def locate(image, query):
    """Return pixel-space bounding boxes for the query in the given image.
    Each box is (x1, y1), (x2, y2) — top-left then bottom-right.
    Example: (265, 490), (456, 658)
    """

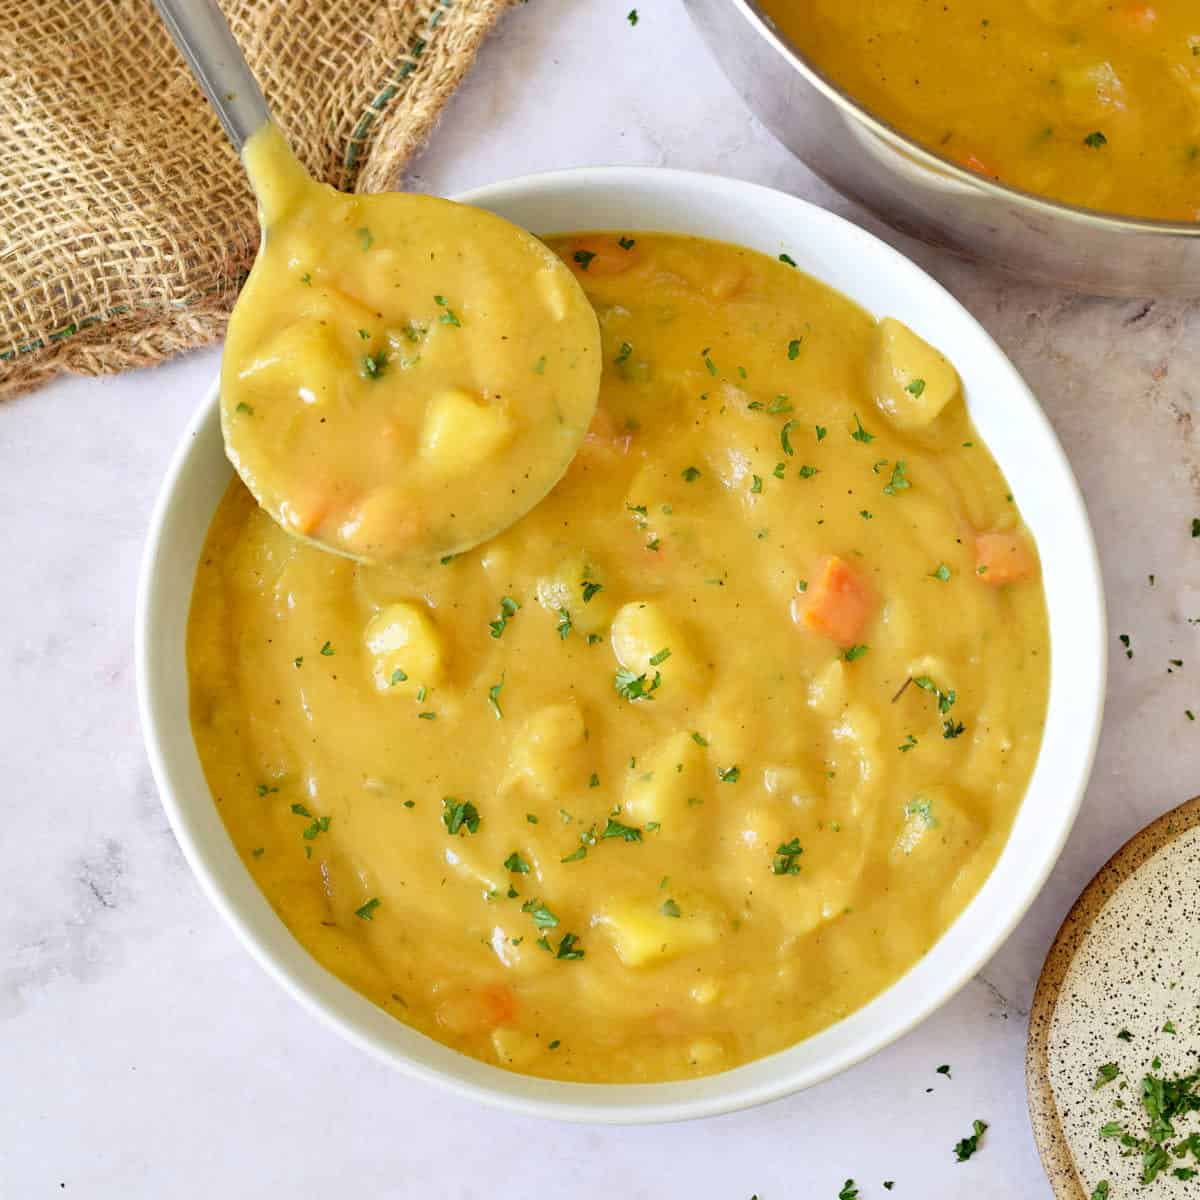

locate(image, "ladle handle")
(152, 0), (270, 151)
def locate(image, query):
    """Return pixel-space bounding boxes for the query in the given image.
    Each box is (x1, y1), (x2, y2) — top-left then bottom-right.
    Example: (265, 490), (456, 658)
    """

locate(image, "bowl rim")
(136, 163), (1107, 1123)
(730, 0), (1200, 238)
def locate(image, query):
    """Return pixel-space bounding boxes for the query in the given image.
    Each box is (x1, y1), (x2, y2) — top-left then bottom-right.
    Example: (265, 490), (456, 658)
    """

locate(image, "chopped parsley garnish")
(953, 1119), (987, 1162)
(442, 796), (480, 836)
(772, 837), (803, 875)
(1090, 1184), (1110, 1200)
(290, 803), (312, 817)
(717, 765), (741, 783)
(691, 731), (709, 746)
(788, 338), (802, 360)
(816, 425), (827, 441)
(931, 563), (951, 582)
(320, 641), (335, 656)
(906, 377), (926, 397)
(360, 349), (388, 380)
(779, 252), (797, 267)
(433, 294), (462, 326)
(573, 249), (596, 270)
(533, 355), (546, 375)
(589, 773), (600, 788)
(581, 579), (603, 603)
(883, 460), (910, 495)
(299, 272), (312, 285)
(488, 677), (505, 719)
(600, 817), (644, 843)
(1094, 1062), (1121, 1089)
(1193, 517), (1200, 538)
(355, 227), (374, 251)
(489, 595), (521, 638)
(357, 328), (371, 340)
(521, 899), (558, 929)
(256, 783), (278, 797)
(1119, 633), (1132, 659)
(615, 668), (661, 702)
(751, 474), (763, 494)
(293, 656), (303, 667)
(914, 674), (957, 714)
(703, 349), (718, 376)
(626, 8), (638, 25)
(844, 644), (869, 662)
(618, 235), (636, 249)
(557, 608), (573, 640)
(235, 401), (254, 415)
(851, 413), (875, 443)
(1084, 130), (1108, 148)
(555, 933), (584, 960)
(899, 734), (918, 752)
(798, 464), (819, 479)
(1117, 1029), (1133, 1042)
(682, 466), (701, 482)
(649, 647), (671, 666)
(503, 851), (531, 874)
(780, 419), (798, 456)
(660, 898), (681, 918)
(937, 1063), (952, 1077)
(354, 897), (380, 920)
(838, 1183), (859, 1200)
(943, 718), (965, 739)
(773, 462), (786, 479)
(548, 1039), (561, 1050)
(390, 668), (408, 686)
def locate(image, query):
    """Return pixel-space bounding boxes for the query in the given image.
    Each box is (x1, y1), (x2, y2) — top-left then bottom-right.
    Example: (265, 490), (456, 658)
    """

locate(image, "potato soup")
(764, 0), (1200, 221)
(188, 231), (1049, 1083)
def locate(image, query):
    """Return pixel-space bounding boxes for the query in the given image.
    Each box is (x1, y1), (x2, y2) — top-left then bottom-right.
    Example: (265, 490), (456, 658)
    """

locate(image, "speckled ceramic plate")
(1028, 796), (1200, 1197)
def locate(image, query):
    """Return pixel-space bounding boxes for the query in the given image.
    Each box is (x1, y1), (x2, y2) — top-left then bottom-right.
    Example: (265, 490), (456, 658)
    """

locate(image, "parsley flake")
(442, 797), (480, 836)
(953, 1119), (987, 1162)
(354, 897), (380, 920)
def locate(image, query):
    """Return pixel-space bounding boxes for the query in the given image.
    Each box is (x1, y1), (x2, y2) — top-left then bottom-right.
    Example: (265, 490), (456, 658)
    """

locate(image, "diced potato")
(535, 550), (614, 636)
(364, 601), (445, 693)
(611, 600), (703, 693)
(419, 389), (514, 476)
(890, 786), (981, 868)
(233, 318), (350, 407)
(535, 266), (571, 322)
(868, 317), (961, 432)
(594, 896), (721, 967)
(491, 1026), (543, 1069)
(762, 764), (823, 807)
(502, 701), (587, 799)
(687, 1038), (728, 1069)
(807, 658), (848, 716)
(623, 730), (710, 833)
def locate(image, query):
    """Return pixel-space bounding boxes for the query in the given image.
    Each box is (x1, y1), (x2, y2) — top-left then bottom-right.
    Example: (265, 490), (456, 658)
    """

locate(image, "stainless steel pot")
(684, 0), (1200, 297)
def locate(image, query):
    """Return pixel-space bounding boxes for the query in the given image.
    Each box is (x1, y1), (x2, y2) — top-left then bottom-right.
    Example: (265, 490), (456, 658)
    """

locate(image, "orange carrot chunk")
(974, 531), (1038, 586)
(797, 555), (874, 648)
(560, 235), (641, 278)
(435, 982), (518, 1035)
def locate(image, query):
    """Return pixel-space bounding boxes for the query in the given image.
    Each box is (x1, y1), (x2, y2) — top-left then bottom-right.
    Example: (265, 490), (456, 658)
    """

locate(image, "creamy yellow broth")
(764, 0), (1200, 221)
(221, 125), (600, 564)
(189, 232), (1049, 1083)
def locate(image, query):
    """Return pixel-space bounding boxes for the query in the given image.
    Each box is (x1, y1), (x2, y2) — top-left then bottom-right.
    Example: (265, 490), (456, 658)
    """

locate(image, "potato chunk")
(594, 896), (721, 967)
(536, 551), (613, 636)
(502, 701), (587, 800)
(611, 600), (703, 692)
(869, 318), (961, 432)
(363, 601), (444, 693)
(623, 730), (710, 834)
(890, 787), (981, 868)
(419, 389), (514, 476)
(233, 318), (350, 407)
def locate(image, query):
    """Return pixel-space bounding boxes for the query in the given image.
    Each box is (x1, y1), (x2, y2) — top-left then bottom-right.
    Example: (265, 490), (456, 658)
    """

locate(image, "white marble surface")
(3, 3), (1199, 1196)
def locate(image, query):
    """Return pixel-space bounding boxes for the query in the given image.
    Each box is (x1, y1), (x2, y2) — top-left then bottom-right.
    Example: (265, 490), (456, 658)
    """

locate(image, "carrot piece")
(961, 152), (1001, 180)
(435, 983), (518, 1035)
(1116, 3), (1157, 31)
(974, 531), (1038, 586)
(559, 235), (640, 278)
(796, 555), (874, 648)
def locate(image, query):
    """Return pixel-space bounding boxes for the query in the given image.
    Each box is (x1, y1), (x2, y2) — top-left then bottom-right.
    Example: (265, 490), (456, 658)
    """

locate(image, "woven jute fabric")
(0, 0), (511, 399)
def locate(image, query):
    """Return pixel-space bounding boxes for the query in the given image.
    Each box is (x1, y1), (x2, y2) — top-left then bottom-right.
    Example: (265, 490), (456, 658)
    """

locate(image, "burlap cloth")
(0, 0), (512, 399)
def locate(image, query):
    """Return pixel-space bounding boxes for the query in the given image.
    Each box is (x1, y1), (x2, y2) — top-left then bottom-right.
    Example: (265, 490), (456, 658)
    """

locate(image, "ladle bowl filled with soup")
(684, 0), (1200, 296)
(137, 166), (1105, 1121)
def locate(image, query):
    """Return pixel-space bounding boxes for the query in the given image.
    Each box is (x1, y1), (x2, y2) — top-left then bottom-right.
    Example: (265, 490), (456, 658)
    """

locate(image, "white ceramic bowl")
(136, 167), (1106, 1123)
